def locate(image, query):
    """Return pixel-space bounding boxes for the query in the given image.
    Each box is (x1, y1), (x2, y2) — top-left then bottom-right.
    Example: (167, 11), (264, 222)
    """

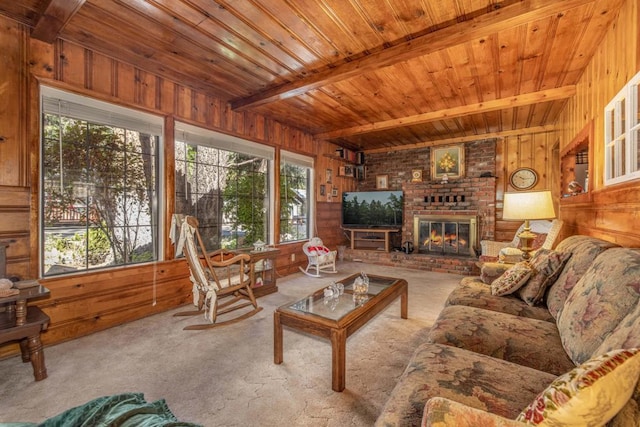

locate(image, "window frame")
(40, 86), (164, 277)
(604, 70), (640, 186)
(174, 122), (275, 249)
(279, 150), (314, 244)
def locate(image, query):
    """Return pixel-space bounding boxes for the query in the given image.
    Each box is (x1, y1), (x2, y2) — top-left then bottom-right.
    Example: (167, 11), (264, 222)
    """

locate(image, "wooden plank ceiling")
(0, 0), (624, 152)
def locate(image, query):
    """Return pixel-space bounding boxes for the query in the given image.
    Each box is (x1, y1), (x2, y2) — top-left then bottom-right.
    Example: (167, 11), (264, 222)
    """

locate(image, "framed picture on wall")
(376, 174), (389, 189)
(320, 184), (326, 196)
(431, 144), (465, 180)
(326, 169), (332, 184)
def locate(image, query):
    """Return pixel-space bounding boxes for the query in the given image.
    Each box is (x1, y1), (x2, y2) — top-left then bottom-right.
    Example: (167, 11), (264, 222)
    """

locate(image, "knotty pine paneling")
(0, 15), (327, 356)
(0, 20), (28, 187)
(493, 132), (557, 240)
(555, 0), (640, 247)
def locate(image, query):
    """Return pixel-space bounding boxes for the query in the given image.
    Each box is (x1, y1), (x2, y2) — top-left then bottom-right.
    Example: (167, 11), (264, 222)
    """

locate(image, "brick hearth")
(344, 249), (481, 276)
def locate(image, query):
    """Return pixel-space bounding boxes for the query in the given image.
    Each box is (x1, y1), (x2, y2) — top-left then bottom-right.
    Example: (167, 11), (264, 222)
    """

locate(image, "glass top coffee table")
(274, 273), (408, 392)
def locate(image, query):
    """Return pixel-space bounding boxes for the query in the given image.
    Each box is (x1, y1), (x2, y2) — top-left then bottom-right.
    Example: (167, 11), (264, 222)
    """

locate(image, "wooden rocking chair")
(172, 215), (262, 330)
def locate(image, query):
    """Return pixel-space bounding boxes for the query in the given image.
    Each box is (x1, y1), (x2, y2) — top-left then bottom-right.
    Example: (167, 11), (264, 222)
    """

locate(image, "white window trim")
(604, 70), (640, 186)
(40, 86), (165, 275)
(280, 150), (315, 242)
(174, 122), (276, 245)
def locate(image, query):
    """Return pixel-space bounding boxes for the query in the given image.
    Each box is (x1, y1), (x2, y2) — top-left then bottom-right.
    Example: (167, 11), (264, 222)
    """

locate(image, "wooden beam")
(363, 125), (558, 154)
(31, 0), (86, 43)
(231, 0), (594, 110)
(315, 86), (575, 140)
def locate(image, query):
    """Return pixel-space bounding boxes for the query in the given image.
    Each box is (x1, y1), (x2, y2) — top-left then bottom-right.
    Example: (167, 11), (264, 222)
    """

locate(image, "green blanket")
(3, 393), (201, 427)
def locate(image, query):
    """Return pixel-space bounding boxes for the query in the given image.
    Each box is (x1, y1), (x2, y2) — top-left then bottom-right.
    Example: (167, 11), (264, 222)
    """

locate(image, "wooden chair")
(172, 215), (262, 330)
(299, 237), (338, 278)
(480, 219), (564, 263)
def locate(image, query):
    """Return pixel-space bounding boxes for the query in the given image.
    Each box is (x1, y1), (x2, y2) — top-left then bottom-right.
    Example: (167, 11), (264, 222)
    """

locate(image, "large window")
(604, 71), (640, 186)
(41, 87), (162, 276)
(175, 123), (274, 251)
(280, 151), (313, 243)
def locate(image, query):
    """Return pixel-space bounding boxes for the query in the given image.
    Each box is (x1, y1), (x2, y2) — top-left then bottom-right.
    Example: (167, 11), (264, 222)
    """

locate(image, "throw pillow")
(517, 249), (572, 306)
(517, 348), (640, 426)
(308, 246), (329, 254)
(480, 262), (510, 284)
(490, 261), (532, 296)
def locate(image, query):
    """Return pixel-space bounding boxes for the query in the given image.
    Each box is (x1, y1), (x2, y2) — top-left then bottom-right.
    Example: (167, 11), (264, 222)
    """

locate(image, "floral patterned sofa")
(376, 235), (640, 426)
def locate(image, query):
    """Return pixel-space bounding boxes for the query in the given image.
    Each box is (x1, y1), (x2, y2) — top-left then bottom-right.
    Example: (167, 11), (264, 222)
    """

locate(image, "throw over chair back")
(170, 214), (262, 329)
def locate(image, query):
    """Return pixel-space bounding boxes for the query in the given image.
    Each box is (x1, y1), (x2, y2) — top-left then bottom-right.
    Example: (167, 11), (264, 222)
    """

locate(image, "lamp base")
(518, 228), (537, 260)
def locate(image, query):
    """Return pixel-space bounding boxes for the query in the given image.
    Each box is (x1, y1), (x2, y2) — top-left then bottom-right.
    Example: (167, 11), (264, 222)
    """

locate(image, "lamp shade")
(503, 190), (556, 221)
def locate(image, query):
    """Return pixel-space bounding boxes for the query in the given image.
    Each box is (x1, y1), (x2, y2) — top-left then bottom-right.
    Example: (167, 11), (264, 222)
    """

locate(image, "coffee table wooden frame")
(274, 274), (408, 392)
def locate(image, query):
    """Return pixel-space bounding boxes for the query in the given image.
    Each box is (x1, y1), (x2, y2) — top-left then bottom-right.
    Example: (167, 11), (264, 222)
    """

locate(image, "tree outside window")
(280, 159), (311, 243)
(42, 114), (159, 276)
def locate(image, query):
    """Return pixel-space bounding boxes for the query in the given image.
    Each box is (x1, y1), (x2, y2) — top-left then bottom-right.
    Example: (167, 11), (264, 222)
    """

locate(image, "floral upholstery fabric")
(427, 305), (575, 376)
(374, 344), (556, 427)
(545, 235), (619, 319)
(445, 277), (555, 322)
(491, 262), (532, 296)
(422, 398), (527, 427)
(558, 248), (640, 366)
(481, 262), (511, 284)
(517, 348), (640, 426)
(380, 237), (640, 427)
(516, 249), (572, 306)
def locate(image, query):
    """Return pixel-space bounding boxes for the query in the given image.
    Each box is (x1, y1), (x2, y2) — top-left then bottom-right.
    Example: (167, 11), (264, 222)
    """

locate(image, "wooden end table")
(0, 284), (51, 381)
(274, 273), (407, 392)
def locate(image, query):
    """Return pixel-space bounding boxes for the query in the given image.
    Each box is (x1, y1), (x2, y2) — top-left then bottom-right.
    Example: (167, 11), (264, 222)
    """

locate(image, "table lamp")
(502, 190), (556, 260)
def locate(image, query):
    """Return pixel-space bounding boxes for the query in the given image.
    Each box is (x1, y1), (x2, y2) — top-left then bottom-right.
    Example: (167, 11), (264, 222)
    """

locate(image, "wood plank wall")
(0, 15), (348, 356)
(494, 132), (558, 242)
(1, 0), (638, 356)
(553, 0), (640, 247)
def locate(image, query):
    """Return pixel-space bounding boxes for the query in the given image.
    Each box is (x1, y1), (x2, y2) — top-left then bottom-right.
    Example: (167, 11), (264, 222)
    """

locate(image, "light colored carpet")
(0, 262), (461, 426)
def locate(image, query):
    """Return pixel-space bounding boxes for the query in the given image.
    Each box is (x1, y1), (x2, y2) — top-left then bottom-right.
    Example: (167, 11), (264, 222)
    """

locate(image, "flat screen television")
(341, 190), (404, 228)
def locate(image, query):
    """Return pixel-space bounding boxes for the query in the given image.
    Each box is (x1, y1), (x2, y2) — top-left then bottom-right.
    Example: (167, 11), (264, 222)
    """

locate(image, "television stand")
(343, 228), (400, 252)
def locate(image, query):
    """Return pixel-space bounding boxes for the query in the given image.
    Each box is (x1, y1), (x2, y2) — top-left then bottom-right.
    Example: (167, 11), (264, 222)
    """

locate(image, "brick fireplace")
(345, 139), (497, 275)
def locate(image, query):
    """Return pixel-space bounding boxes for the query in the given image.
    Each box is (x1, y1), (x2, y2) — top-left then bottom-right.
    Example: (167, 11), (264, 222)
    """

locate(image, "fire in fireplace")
(413, 215), (478, 256)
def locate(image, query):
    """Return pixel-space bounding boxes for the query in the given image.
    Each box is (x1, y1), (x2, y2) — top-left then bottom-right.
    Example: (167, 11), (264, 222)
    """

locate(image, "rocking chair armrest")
(207, 253), (251, 267)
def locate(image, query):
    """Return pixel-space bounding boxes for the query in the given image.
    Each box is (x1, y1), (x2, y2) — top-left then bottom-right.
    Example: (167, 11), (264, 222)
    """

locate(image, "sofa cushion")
(546, 236), (619, 319)
(428, 305), (575, 376)
(517, 348), (640, 426)
(491, 262), (532, 296)
(558, 248), (640, 365)
(516, 249), (571, 306)
(445, 277), (555, 322)
(374, 343), (557, 427)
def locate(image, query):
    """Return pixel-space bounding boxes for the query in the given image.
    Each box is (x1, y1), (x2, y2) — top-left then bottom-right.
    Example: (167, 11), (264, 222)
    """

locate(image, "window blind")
(281, 150), (314, 168)
(175, 122), (274, 160)
(41, 86), (163, 136)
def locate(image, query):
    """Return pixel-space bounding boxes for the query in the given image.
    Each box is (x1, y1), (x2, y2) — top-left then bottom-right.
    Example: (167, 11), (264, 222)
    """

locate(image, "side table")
(235, 248), (280, 298)
(0, 284), (51, 381)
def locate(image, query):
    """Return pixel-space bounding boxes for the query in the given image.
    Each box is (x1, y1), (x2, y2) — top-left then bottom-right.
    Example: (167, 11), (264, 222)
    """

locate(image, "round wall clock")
(411, 169), (423, 182)
(509, 167), (538, 190)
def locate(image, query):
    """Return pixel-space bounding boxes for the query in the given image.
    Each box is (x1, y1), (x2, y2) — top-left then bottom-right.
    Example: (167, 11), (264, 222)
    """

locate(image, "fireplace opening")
(413, 215), (477, 257)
